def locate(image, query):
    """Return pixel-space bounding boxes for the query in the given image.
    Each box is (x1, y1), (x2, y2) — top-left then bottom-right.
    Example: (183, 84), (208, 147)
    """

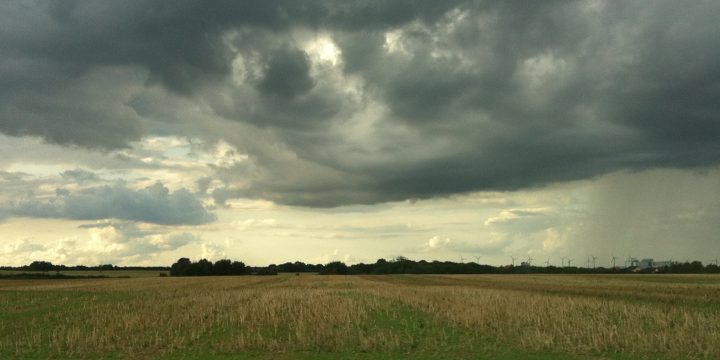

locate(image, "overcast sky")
(1, 0), (719, 267)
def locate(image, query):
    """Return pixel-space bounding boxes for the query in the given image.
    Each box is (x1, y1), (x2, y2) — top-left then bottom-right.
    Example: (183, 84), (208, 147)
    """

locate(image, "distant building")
(639, 259), (654, 269)
(629, 258), (673, 270)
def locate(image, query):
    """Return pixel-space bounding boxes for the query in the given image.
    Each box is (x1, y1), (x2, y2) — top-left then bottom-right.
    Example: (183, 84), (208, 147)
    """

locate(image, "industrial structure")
(632, 258), (673, 271)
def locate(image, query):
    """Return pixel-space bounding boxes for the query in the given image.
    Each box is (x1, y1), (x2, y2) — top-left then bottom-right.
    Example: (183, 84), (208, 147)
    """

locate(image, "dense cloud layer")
(1, 1), (719, 206)
(4, 183), (215, 225)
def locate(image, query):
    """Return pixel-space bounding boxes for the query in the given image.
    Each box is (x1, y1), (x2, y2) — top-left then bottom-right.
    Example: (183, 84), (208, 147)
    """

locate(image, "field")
(1, 274), (719, 359)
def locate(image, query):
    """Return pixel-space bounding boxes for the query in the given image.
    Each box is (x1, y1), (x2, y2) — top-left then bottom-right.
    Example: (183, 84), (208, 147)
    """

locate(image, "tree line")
(3, 258), (719, 277)
(169, 258), (325, 276)
(169, 257), (720, 276)
(0, 261), (168, 272)
(299, 257), (720, 275)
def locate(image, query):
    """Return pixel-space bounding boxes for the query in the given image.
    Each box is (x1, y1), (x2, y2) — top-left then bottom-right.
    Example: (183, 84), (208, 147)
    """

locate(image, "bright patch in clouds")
(304, 36), (341, 66)
(428, 235), (451, 249)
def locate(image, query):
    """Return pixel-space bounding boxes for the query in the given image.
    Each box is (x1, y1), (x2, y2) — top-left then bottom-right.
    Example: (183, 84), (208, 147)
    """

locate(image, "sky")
(1, 0), (719, 267)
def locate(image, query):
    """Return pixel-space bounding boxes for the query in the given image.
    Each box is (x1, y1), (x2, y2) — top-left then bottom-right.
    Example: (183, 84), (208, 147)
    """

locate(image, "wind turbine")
(459, 255), (465, 264)
(586, 256), (591, 269)
(611, 254), (618, 268)
(474, 255), (482, 264)
(527, 256), (534, 266)
(626, 256), (636, 267)
(591, 255), (597, 269)
(510, 256), (516, 267)
(567, 258), (573, 267)
(545, 259), (551, 267)
(560, 257), (566, 267)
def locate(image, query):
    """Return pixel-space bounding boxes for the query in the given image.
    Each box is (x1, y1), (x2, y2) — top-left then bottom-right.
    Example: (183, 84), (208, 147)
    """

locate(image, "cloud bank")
(4, 183), (215, 225)
(2, 221), (201, 266)
(1, 1), (719, 207)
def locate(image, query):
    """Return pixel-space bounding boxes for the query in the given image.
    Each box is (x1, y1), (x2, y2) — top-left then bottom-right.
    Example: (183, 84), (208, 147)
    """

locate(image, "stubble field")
(1, 274), (719, 359)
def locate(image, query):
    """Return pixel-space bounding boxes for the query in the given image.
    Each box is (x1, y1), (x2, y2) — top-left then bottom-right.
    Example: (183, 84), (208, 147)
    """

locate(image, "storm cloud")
(1, 1), (719, 206)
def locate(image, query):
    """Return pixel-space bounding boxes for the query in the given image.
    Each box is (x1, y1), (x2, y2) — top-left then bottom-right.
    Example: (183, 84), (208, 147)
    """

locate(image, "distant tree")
(372, 258), (390, 274)
(705, 264), (720, 274)
(170, 258), (252, 276)
(668, 261), (704, 274)
(276, 261), (313, 273)
(293, 261), (308, 272)
(213, 259), (233, 275)
(170, 258), (192, 276)
(27, 261), (54, 272)
(195, 259), (213, 276)
(99, 264), (114, 271)
(230, 261), (247, 275)
(321, 261), (348, 275)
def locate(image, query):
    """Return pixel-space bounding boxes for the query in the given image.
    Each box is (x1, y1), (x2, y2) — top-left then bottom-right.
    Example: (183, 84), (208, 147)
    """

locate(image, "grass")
(1, 274), (719, 359)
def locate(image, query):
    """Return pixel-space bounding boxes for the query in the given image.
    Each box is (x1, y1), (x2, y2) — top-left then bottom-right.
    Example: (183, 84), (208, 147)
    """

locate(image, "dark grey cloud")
(257, 47), (314, 99)
(215, 40), (350, 130)
(1, 1), (719, 206)
(0, 1), (460, 148)
(0, 63), (145, 148)
(4, 183), (215, 225)
(233, 0), (720, 206)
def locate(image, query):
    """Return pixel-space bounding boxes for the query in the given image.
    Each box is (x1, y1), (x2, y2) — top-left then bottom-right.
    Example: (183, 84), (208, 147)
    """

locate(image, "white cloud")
(0, 221), (199, 266)
(303, 35), (342, 66)
(2, 237), (80, 266)
(427, 235), (451, 249)
(304, 249), (363, 265)
(200, 242), (227, 261)
(232, 218), (278, 230)
(484, 208), (550, 226)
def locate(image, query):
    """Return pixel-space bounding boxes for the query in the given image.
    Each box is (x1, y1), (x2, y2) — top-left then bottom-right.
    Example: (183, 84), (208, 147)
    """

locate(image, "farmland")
(1, 274), (719, 359)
